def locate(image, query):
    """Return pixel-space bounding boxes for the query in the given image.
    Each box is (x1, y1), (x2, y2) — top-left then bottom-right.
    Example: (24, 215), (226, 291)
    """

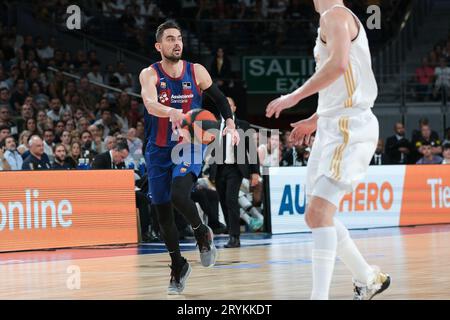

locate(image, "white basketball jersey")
(313, 5), (378, 117)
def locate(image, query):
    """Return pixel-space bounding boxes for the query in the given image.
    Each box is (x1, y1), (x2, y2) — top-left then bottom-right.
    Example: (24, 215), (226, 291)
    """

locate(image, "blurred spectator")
(415, 57), (434, 101)
(0, 105), (18, 136)
(442, 143), (450, 165)
(88, 124), (105, 153)
(3, 135), (23, 170)
(433, 57), (450, 100)
(22, 135), (51, 170)
(11, 78), (27, 110)
(54, 120), (65, 142)
(370, 139), (390, 165)
(385, 122), (412, 164)
(113, 62), (133, 91)
(87, 61), (104, 84)
(65, 118), (76, 132)
(0, 125), (11, 142)
(210, 48), (232, 90)
(413, 123), (442, 158)
(17, 130), (31, 155)
(258, 133), (280, 169)
(60, 130), (72, 152)
(94, 109), (119, 138)
(36, 110), (48, 132)
(25, 117), (40, 136)
(47, 97), (70, 122)
(128, 99), (141, 128)
(77, 116), (90, 132)
(43, 128), (56, 163)
(78, 76), (99, 108)
(103, 134), (117, 150)
(91, 138), (128, 169)
(0, 139), (12, 171)
(35, 36), (53, 61)
(79, 130), (98, 162)
(68, 141), (82, 168)
(126, 127), (143, 157)
(52, 143), (75, 169)
(0, 87), (13, 112)
(136, 119), (145, 142)
(416, 142), (443, 164)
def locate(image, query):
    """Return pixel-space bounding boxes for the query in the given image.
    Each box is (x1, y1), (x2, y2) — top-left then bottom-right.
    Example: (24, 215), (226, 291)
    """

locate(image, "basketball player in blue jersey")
(139, 20), (239, 295)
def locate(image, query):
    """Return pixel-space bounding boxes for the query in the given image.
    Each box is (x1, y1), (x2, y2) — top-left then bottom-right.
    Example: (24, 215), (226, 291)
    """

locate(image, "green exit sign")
(242, 56), (315, 94)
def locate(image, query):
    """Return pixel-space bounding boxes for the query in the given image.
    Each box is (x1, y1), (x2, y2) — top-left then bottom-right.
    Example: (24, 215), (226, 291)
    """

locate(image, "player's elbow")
(332, 61), (348, 76)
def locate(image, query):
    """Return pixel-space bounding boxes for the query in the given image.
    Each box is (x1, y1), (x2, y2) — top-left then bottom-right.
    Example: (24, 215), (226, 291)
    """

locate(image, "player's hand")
(178, 127), (192, 143)
(250, 173), (260, 187)
(265, 93), (298, 119)
(223, 118), (240, 146)
(168, 108), (184, 131)
(289, 117), (317, 146)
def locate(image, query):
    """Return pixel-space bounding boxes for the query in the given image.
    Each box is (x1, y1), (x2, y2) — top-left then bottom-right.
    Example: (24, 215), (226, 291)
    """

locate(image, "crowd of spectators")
(257, 117), (450, 169)
(413, 33), (450, 102)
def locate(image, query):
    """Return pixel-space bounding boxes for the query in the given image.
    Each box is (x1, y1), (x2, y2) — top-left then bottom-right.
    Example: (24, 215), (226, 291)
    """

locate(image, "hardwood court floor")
(1, 225), (449, 300)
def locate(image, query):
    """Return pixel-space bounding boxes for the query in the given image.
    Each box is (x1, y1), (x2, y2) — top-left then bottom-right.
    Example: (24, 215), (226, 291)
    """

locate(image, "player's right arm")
(139, 67), (183, 127)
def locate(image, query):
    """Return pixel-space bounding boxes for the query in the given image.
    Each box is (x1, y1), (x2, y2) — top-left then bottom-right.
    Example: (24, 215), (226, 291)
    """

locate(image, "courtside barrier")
(266, 165), (450, 234)
(0, 170), (137, 252)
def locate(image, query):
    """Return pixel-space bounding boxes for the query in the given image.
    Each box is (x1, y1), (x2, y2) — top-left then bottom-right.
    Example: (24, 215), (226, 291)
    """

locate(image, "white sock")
(334, 218), (375, 285)
(311, 227), (337, 300)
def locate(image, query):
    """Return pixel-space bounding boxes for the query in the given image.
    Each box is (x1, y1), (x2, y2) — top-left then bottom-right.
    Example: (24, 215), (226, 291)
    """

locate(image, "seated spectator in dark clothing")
(52, 144), (76, 170)
(411, 118), (440, 146)
(80, 130), (98, 163)
(416, 142), (443, 164)
(413, 123), (442, 161)
(91, 139), (128, 169)
(370, 139), (390, 165)
(385, 122), (412, 164)
(22, 135), (51, 170)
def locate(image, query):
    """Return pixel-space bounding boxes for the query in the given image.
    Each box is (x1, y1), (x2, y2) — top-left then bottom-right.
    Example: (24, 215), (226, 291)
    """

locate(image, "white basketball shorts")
(306, 109), (379, 207)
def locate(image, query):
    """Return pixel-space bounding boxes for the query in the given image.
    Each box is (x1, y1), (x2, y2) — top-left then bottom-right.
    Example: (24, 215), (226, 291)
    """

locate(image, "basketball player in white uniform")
(266, 0), (390, 300)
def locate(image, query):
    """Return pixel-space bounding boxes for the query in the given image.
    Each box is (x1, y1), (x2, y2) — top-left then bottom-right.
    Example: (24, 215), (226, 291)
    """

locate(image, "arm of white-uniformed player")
(139, 67), (184, 129)
(266, 9), (353, 119)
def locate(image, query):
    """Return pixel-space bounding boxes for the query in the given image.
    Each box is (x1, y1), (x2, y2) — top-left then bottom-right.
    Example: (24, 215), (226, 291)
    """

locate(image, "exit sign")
(242, 56), (315, 94)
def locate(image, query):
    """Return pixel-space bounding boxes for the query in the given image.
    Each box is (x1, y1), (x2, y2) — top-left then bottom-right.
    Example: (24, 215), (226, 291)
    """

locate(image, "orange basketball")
(181, 109), (220, 144)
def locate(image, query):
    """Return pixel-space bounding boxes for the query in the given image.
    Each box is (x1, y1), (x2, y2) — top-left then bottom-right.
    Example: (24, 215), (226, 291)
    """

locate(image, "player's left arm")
(194, 63), (240, 145)
(266, 9), (353, 118)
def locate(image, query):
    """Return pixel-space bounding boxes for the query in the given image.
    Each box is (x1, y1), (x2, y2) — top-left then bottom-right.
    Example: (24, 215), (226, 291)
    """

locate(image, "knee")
(170, 188), (189, 208)
(305, 206), (328, 229)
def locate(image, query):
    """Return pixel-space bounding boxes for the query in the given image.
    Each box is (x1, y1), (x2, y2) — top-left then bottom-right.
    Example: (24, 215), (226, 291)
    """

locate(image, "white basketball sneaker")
(353, 266), (391, 300)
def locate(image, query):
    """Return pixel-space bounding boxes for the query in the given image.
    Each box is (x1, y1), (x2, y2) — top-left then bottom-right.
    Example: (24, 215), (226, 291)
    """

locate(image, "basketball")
(181, 109), (220, 144)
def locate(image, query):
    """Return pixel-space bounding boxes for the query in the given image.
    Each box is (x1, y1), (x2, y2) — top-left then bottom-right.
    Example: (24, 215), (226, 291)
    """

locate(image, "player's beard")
(163, 50), (182, 63)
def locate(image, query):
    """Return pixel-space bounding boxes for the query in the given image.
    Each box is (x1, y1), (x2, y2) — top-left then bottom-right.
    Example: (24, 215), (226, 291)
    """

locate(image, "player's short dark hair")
(155, 20), (181, 42)
(443, 143), (450, 151)
(422, 141), (432, 147)
(114, 138), (129, 152)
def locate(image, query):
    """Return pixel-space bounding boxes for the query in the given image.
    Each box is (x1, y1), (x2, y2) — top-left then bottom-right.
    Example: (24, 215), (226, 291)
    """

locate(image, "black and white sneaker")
(195, 225), (218, 268)
(167, 258), (192, 295)
(353, 266), (391, 300)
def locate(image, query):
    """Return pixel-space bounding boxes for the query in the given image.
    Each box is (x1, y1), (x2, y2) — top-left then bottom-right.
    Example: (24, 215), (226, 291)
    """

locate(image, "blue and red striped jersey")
(144, 60), (203, 148)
